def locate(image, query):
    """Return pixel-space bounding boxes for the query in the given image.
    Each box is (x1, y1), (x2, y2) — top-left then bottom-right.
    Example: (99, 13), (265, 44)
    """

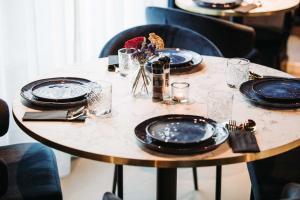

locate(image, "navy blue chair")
(146, 6), (258, 61)
(99, 24), (222, 58)
(100, 24), (223, 199)
(281, 183), (300, 200)
(0, 99), (62, 200)
(247, 147), (300, 200)
(248, 12), (294, 70)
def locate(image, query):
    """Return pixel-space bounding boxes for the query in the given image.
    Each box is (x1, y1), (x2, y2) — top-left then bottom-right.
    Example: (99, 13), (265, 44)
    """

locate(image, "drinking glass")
(118, 48), (135, 77)
(207, 91), (234, 123)
(226, 58), (250, 88)
(86, 80), (112, 117)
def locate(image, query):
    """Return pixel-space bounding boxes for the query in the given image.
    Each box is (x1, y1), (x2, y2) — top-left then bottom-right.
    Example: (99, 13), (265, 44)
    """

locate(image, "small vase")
(131, 63), (152, 98)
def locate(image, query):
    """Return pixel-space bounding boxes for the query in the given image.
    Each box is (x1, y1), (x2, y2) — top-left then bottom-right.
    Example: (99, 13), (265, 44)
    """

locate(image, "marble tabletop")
(13, 56), (300, 168)
(175, 0), (300, 17)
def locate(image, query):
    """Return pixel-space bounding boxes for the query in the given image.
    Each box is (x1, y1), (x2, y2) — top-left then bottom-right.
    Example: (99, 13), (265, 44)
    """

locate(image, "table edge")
(13, 108), (300, 168)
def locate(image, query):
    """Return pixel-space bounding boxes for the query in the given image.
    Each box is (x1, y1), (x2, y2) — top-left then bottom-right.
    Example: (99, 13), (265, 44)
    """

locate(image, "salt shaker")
(152, 61), (165, 102)
(158, 56), (170, 99)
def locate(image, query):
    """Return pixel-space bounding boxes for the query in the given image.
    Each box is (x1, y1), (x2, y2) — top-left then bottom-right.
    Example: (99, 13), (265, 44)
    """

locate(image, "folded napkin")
(235, 4), (258, 13)
(22, 110), (86, 122)
(229, 130), (260, 153)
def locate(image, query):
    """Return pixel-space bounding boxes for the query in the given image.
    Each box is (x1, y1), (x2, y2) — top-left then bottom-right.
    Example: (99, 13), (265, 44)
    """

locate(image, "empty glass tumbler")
(207, 91), (234, 123)
(118, 48), (135, 77)
(226, 58), (250, 88)
(86, 81), (112, 117)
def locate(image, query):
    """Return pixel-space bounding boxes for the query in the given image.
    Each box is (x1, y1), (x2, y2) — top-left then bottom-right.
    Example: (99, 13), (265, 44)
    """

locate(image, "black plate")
(135, 115), (229, 155)
(32, 79), (89, 102)
(252, 79), (300, 102)
(146, 48), (203, 73)
(240, 79), (300, 109)
(21, 77), (91, 109)
(146, 115), (215, 145)
(148, 49), (193, 67)
(193, 0), (242, 9)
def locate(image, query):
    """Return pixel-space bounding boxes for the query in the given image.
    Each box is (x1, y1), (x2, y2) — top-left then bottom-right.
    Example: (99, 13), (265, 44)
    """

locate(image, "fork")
(67, 110), (86, 121)
(228, 120), (237, 132)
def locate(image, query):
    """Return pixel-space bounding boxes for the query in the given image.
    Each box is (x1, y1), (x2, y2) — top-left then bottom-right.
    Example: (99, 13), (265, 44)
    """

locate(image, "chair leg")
(112, 165), (117, 194)
(216, 165), (222, 200)
(117, 165), (123, 199)
(192, 167), (199, 190)
(250, 187), (254, 200)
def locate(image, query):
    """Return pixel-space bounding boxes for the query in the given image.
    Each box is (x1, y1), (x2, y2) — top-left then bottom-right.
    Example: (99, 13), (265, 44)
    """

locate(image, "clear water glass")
(86, 80), (112, 117)
(226, 58), (250, 88)
(207, 91), (234, 123)
(118, 48), (135, 77)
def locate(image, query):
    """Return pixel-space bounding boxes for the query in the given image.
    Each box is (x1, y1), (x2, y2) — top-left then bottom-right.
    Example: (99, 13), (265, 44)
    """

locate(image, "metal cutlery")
(227, 120), (237, 132)
(248, 71), (293, 81)
(67, 106), (86, 120)
(227, 119), (256, 133)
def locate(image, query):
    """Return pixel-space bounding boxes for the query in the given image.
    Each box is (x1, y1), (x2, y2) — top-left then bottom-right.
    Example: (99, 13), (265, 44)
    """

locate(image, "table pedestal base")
(157, 168), (177, 200)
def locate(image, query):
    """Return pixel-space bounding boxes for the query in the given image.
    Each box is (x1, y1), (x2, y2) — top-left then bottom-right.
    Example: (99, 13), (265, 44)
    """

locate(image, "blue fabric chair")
(99, 24), (222, 58)
(247, 147), (300, 200)
(100, 24), (223, 199)
(146, 6), (258, 61)
(248, 12), (294, 70)
(281, 183), (300, 200)
(0, 99), (62, 200)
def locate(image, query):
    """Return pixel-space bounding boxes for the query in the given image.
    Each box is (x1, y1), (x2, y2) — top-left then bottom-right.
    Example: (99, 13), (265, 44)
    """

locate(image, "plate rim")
(31, 79), (88, 102)
(239, 79), (300, 109)
(20, 77), (91, 108)
(193, 0), (242, 9)
(134, 114), (229, 155)
(252, 78), (300, 102)
(145, 115), (215, 145)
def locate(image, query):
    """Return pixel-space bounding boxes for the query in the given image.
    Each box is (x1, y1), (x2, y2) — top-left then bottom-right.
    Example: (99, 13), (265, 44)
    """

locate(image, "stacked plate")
(193, 0), (242, 9)
(135, 114), (229, 154)
(21, 77), (91, 109)
(240, 78), (300, 109)
(147, 48), (203, 73)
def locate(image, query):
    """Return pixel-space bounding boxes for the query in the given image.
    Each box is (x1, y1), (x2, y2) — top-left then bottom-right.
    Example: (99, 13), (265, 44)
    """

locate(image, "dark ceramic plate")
(146, 115), (215, 145)
(148, 49), (193, 67)
(135, 115), (229, 155)
(252, 79), (300, 102)
(146, 48), (203, 73)
(193, 0), (242, 9)
(32, 79), (89, 102)
(21, 77), (91, 109)
(240, 79), (300, 109)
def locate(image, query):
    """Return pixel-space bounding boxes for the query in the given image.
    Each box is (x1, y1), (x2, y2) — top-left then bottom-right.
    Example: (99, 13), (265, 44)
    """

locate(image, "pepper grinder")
(152, 61), (165, 102)
(158, 56), (170, 99)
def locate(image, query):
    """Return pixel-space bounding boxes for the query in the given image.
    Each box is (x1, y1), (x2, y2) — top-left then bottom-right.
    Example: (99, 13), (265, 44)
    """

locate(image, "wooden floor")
(61, 27), (300, 200)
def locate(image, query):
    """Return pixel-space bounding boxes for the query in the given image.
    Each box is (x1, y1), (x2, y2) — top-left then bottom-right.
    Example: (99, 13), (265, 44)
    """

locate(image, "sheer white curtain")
(0, 0), (167, 176)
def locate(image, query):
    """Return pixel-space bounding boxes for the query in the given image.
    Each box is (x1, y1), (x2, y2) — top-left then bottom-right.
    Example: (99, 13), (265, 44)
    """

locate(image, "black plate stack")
(147, 48), (203, 73)
(240, 78), (300, 109)
(20, 77), (91, 109)
(193, 0), (242, 9)
(135, 114), (229, 155)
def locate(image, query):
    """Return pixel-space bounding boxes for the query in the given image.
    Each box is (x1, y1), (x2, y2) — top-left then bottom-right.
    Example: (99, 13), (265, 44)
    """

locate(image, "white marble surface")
(176, 0), (300, 17)
(13, 56), (300, 167)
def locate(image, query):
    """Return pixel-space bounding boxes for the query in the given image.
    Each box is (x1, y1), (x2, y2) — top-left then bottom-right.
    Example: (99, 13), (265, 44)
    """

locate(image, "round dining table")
(175, 0), (300, 17)
(13, 56), (300, 200)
